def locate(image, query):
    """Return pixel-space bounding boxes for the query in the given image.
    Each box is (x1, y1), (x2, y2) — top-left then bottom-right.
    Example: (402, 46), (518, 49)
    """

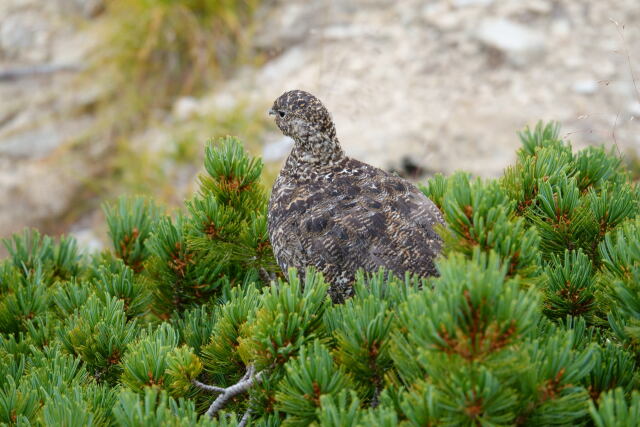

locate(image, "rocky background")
(1, 0), (639, 251)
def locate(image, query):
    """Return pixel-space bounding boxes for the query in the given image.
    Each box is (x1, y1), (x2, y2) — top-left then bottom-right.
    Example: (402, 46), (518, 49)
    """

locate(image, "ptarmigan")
(267, 90), (444, 303)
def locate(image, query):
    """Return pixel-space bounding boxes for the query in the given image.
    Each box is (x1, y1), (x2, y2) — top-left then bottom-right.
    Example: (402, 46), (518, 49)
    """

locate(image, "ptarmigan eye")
(278, 110), (286, 118)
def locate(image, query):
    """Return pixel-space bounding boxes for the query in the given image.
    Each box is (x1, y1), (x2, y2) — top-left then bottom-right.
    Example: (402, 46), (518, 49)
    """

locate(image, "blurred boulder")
(173, 97), (200, 121)
(71, 0), (105, 18)
(0, 8), (53, 62)
(475, 18), (546, 66)
(453, 0), (495, 7)
(572, 79), (598, 95)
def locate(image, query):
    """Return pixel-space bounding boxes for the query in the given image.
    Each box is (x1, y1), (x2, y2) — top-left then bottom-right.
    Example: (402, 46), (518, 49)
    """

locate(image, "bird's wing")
(267, 178), (312, 276)
(268, 158), (444, 301)
(339, 161), (444, 276)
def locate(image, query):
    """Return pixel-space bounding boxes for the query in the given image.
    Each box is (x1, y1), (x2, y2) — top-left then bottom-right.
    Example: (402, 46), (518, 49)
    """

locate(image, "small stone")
(172, 97), (199, 120)
(0, 124), (65, 159)
(551, 19), (571, 38)
(595, 61), (616, 79)
(563, 55), (584, 70)
(253, 3), (324, 49)
(452, 0), (494, 7)
(475, 18), (546, 66)
(437, 14), (462, 31)
(201, 91), (238, 113)
(526, 0), (553, 14)
(572, 79), (598, 95)
(77, 0), (105, 18)
(629, 102), (640, 118)
(322, 25), (366, 40)
(260, 46), (307, 82)
(422, 3), (460, 31)
(0, 11), (51, 62)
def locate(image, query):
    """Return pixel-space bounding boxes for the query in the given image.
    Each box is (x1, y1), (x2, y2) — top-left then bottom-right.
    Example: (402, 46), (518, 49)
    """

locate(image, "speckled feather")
(268, 90), (444, 302)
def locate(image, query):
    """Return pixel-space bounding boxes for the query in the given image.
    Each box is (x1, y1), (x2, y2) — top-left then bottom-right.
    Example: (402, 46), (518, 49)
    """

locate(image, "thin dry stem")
(199, 365), (263, 418)
(239, 406), (253, 427)
(192, 379), (226, 393)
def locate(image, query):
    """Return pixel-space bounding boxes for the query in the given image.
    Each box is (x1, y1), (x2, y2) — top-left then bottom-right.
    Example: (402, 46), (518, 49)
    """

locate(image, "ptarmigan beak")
(268, 108), (276, 116)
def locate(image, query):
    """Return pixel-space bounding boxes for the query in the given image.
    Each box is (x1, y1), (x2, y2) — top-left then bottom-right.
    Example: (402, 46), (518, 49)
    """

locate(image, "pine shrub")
(1, 125), (639, 425)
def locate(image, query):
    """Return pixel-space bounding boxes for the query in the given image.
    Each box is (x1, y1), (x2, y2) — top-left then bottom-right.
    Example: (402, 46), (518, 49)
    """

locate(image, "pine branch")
(198, 365), (263, 418)
(191, 380), (225, 393)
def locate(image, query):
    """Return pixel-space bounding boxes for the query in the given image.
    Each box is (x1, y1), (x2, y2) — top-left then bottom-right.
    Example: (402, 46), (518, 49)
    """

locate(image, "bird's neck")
(284, 134), (346, 174)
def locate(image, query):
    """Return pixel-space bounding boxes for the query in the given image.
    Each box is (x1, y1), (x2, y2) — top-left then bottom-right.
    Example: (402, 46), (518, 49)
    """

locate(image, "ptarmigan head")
(269, 90), (338, 147)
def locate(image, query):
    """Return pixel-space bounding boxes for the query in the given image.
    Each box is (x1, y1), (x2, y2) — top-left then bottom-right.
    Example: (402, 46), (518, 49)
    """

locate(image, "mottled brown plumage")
(267, 90), (444, 302)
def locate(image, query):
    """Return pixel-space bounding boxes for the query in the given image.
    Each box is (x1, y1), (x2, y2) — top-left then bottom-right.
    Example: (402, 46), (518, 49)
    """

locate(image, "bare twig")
(0, 63), (83, 81)
(198, 365), (263, 418)
(610, 18), (640, 102)
(370, 385), (381, 408)
(241, 365), (254, 381)
(238, 406), (253, 427)
(192, 379), (226, 393)
(612, 111), (621, 157)
(607, 17), (638, 156)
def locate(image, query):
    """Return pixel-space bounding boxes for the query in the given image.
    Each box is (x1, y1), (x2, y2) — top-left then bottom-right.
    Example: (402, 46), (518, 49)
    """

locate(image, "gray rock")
(201, 91), (239, 114)
(260, 46), (308, 82)
(422, 3), (461, 31)
(173, 97), (200, 121)
(572, 79), (598, 95)
(475, 18), (546, 66)
(0, 124), (65, 159)
(551, 20), (571, 38)
(452, 0), (494, 7)
(0, 117), (92, 159)
(0, 10), (52, 62)
(254, 2), (325, 50)
(0, 156), (89, 239)
(525, 0), (553, 14)
(74, 0), (104, 18)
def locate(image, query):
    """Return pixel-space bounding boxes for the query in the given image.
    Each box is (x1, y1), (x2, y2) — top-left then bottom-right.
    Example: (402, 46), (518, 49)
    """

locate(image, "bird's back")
(268, 157), (444, 302)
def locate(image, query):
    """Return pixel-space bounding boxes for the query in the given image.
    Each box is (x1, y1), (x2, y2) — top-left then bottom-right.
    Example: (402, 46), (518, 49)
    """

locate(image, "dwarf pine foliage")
(1, 126), (639, 426)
